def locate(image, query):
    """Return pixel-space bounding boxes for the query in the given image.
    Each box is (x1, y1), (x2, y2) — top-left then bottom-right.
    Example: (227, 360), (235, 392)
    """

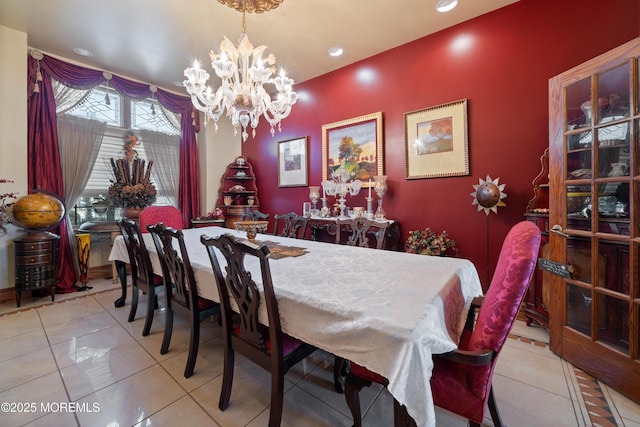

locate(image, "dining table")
(108, 225), (483, 427)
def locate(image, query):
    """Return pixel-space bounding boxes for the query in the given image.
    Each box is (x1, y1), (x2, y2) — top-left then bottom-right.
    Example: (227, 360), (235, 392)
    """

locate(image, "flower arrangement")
(107, 132), (156, 209)
(0, 179), (20, 236)
(405, 227), (457, 257)
(123, 130), (139, 161)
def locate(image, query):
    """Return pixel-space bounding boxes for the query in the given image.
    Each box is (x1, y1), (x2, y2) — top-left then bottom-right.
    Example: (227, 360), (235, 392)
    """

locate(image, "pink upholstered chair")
(139, 205), (183, 232)
(344, 220), (541, 427)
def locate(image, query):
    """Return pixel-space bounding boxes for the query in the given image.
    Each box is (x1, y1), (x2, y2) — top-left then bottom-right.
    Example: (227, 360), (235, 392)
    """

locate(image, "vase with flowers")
(108, 131), (156, 218)
(0, 179), (19, 236)
(405, 227), (457, 257)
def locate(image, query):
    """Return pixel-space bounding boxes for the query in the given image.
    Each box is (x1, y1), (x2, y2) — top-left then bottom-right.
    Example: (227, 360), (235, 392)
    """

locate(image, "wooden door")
(548, 37), (640, 403)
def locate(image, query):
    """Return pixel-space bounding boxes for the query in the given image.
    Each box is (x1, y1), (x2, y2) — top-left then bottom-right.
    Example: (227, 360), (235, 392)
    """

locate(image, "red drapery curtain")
(27, 53), (201, 292)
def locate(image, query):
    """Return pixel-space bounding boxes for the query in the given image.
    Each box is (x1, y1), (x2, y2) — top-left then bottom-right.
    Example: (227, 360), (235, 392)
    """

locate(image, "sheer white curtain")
(57, 115), (107, 278)
(139, 129), (180, 207)
(53, 81), (92, 114)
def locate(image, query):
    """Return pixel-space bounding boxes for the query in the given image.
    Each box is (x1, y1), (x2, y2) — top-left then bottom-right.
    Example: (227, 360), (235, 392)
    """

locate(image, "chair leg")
(334, 356), (348, 393)
(142, 287), (155, 336)
(160, 307), (173, 355)
(128, 285), (139, 322)
(268, 372), (285, 427)
(487, 386), (503, 427)
(183, 316), (200, 378)
(218, 348), (235, 411)
(393, 400), (417, 427)
(344, 373), (372, 427)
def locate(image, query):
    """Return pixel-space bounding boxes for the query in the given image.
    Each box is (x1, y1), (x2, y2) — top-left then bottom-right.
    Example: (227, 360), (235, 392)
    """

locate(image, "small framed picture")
(278, 136), (309, 187)
(405, 99), (469, 179)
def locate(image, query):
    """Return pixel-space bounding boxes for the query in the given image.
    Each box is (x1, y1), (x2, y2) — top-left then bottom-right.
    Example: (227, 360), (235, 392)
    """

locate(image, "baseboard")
(0, 288), (15, 305)
(0, 265), (117, 306)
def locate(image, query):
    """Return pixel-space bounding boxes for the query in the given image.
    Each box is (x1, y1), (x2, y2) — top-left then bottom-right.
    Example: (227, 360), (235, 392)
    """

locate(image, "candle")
(322, 184), (325, 199)
(368, 179), (372, 198)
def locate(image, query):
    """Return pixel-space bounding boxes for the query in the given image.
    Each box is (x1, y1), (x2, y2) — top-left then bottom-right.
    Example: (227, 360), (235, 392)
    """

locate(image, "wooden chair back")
(273, 212), (309, 239)
(242, 210), (270, 221)
(118, 218), (154, 293)
(335, 217), (391, 249)
(147, 223), (196, 312)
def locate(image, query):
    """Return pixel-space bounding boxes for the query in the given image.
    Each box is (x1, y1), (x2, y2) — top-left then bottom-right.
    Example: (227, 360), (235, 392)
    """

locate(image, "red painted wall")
(242, 0), (639, 288)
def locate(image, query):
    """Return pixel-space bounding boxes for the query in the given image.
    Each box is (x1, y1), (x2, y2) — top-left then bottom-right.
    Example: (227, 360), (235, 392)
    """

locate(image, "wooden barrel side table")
(14, 232), (59, 307)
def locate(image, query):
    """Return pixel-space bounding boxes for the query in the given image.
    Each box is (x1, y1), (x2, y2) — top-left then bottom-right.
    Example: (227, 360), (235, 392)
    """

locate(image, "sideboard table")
(307, 216), (400, 250)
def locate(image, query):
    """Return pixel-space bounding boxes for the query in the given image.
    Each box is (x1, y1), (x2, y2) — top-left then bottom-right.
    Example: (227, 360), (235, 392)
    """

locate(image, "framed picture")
(278, 136), (309, 187)
(322, 112), (383, 186)
(405, 99), (469, 179)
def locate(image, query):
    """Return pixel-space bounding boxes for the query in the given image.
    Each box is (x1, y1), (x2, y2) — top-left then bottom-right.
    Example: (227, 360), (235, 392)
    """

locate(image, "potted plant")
(0, 179), (19, 236)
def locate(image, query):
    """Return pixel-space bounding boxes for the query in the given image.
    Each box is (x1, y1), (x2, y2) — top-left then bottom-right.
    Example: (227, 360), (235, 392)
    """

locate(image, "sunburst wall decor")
(470, 174), (507, 215)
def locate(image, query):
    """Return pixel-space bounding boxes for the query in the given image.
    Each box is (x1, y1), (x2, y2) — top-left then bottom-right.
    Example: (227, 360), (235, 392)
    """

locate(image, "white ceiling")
(0, 0), (519, 93)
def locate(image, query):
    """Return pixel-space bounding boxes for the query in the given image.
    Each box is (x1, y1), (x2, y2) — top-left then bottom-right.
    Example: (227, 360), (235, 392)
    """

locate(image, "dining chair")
(272, 212), (309, 239)
(117, 219), (165, 336)
(139, 205), (184, 232)
(201, 233), (318, 427)
(241, 210), (270, 221)
(147, 222), (220, 378)
(343, 220), (541, 427)
(335, 217), (391, 249)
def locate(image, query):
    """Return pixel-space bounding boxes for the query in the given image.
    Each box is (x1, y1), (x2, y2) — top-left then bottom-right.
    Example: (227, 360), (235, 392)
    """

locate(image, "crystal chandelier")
(183, 0), (297, 141)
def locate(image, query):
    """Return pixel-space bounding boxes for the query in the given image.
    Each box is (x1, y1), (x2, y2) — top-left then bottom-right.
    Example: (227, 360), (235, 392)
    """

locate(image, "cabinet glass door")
(548, 38), (640, 404)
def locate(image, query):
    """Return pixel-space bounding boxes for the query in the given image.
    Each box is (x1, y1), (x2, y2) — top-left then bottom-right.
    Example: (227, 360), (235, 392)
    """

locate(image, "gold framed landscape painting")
(322, 112), (383, 186)
(278, 136), (308, 187)
(405, 99), (469, 179)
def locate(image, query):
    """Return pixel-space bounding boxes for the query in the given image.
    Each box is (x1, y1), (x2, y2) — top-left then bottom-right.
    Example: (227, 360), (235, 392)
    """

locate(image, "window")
(64, 85), (180, 225)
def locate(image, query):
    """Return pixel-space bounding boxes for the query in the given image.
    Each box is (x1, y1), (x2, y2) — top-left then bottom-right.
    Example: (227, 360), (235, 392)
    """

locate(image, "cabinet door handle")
(550, 224), (569, 237)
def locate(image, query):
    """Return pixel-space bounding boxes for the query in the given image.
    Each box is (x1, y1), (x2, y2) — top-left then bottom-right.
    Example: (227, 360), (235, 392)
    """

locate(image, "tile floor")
(1, 278), (640, 427)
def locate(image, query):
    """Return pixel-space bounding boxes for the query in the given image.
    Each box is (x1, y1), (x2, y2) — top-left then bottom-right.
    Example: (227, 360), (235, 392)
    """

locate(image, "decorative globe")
(11, 192), (65, 230)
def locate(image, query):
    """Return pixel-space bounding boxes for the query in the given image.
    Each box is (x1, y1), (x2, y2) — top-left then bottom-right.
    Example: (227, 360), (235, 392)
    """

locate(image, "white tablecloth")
(109, 226), (482, 427)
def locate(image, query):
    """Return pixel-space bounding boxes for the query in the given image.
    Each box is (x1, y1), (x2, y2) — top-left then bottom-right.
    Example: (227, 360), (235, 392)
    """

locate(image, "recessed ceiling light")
(328, 47), (344, 57)
(73, 47), (94, 57)
(436, 0), (458, 12)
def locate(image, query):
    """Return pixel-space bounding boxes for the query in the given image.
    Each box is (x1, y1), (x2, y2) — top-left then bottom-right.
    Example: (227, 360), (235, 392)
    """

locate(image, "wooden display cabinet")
(523, 148), (550, 329)
(547, 37), (639, 403)
(216, 156), (261, 228)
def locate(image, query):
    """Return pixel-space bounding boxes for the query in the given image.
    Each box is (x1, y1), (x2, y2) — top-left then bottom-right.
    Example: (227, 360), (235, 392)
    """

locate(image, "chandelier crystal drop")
(184, 1), (296, 141)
